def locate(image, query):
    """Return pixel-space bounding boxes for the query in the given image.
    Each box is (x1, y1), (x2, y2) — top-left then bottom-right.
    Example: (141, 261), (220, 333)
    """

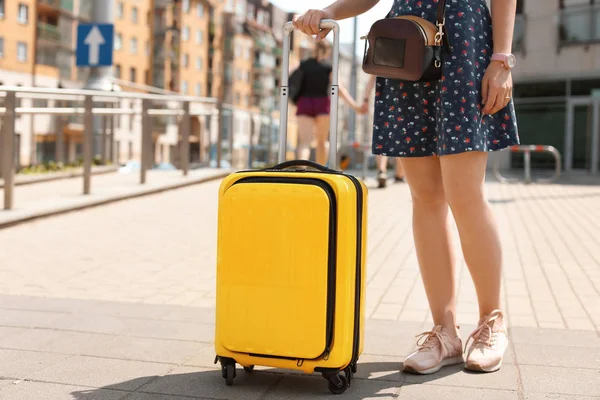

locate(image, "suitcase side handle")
(278, 20), (341, 169)
(265, 159), (338, 173)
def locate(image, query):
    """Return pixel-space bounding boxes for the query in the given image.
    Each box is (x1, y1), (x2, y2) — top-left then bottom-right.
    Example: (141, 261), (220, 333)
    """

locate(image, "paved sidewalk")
(0, 168), (230, 228)
(0, 173), (599, 399)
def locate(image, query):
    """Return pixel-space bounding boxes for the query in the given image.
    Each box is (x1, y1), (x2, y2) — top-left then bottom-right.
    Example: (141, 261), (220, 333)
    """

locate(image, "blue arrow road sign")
(76, 24), (114, 67)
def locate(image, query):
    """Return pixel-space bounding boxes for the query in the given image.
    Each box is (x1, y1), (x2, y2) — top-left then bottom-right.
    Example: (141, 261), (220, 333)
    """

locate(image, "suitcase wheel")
(222, 363), (236, 386)
(243, 365), (255, 373)
(324, 372), (349, 395)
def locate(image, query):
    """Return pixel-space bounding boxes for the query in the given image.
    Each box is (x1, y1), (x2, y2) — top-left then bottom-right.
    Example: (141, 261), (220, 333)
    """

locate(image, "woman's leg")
(377, 156), (388, 188)
(314, 115), (330, 165)
(439, 152), (502, 318)
(402, 156), (458, 336)
(401, 156), (463, 375)
(296, 116), (314, 160)
(395, 158), (405, 180)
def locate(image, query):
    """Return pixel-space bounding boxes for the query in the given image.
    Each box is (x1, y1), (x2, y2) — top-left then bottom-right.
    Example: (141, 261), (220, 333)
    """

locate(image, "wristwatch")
(491, 53), (516, 69)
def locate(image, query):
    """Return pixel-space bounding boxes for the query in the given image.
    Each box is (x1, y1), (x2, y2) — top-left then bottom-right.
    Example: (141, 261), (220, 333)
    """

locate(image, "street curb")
(0, 170), (231, 229)
(0, 166), (120, 189)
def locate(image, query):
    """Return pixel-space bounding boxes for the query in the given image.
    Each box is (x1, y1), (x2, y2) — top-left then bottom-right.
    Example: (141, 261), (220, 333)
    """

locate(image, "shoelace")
(464, 309), (503, 353)
(415, 328), (454, 356)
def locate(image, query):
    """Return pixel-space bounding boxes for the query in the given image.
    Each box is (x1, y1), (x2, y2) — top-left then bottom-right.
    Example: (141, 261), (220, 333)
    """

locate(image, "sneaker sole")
(465, 359), (502, 373)
(403, 355), (465, 375)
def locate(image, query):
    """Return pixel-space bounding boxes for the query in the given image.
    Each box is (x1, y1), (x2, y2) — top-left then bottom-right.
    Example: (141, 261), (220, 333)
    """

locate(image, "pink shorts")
(296, 96), (330, 117)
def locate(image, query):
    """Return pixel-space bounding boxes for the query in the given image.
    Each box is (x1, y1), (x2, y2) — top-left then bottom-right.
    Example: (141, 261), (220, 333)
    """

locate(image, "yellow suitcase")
(214, 21), (368, 395)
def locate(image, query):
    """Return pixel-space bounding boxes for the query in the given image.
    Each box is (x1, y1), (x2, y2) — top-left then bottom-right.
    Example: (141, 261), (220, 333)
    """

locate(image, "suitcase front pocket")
(217, 177), (337, 361)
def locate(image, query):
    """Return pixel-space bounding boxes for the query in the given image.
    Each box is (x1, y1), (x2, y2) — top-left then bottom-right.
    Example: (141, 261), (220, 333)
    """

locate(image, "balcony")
(38, 0), (75, 13)
(37, 22), (61, 43)
(559, 4), (600, 45)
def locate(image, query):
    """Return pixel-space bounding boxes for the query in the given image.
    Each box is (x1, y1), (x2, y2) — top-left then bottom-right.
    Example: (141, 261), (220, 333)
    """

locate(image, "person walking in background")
(292, 40), (362, 166)
(360, 75), (405, 188)
(294, 0), (519, 375)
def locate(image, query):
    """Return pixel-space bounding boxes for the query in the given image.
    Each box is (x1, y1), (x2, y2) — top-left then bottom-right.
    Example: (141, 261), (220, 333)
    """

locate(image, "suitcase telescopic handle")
(278, 20), (341, 169)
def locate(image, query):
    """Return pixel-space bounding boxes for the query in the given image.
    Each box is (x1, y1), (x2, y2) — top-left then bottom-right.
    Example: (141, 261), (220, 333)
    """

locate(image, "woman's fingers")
(293, 9), (332, 39)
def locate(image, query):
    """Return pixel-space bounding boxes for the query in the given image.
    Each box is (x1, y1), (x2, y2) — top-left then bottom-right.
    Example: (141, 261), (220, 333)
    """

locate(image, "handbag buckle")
(435, 19), (445, 46)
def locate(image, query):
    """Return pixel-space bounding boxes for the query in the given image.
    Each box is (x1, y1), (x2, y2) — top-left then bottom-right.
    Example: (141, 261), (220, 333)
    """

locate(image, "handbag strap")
(436, 0), (447, 26)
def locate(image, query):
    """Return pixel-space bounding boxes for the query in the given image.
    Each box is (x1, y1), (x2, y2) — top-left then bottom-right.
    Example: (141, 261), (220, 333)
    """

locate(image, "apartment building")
(510, 0), (600, 172)
(0, 0), (93, 166)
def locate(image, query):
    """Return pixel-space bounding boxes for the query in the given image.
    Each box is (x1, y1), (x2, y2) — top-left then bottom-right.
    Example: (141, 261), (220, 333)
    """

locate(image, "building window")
(130, 37), (137, 54)
(117, 2), (124, 19)
(17, 42), (27, 62)
(132, 6), (138, 23)
(0, 37), (3, 58)
(183, 26), (190, 41)
(182, 80), (188, 94)
(196, 30), (203, 44)
(196, 56), (202, 70)
(183, 53), (189, 67)
(130, 67), (136, 82)
(145, 41), (150, 56)
(197, 3), (204, 17)
(18, 3), (28, 24)
(0, 0), (5, 18)
(195, 83), (201, 96)
(183, 0), (190, 12)
(114, 64), (121, 78)
(115, 33), (122, 50)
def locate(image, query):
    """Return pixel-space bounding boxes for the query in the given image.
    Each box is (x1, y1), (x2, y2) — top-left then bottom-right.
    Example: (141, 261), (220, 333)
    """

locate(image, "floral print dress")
(371, 0), (520, 158)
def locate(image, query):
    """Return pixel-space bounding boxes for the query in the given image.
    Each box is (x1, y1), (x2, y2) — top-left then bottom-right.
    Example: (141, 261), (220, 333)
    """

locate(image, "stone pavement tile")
(28, 356), (174, 392)
(0, 379), (12, 389)
(510, 326), (600, 348)
(0, 327), (114, 355)
(363, 320), (427, 357)
(83, 336), (208, 365)
(46, 314), (150, 336)
(0, 294), (84, 313)
(565, 317), (596, 331)
(509, 316), (538, 328)
(0, 309), (66, 329)
(0, 349), (70, 379)
(354, 354), (403, 382)
(398, 385), (519, 400)
(157, 307), (215, 325)
(0, 381), (128, 400)
(262, 374), (400, 399)
(81, 301), (179, 320)
(514, 343), (600, 369)
(127, 320), (213, 343)
(520, 365), (600, 397)
(523, 393), (600, 399)
(182, 342), (220, 369)
(402, 364), (520, 391)
(138, 366), (280, 399)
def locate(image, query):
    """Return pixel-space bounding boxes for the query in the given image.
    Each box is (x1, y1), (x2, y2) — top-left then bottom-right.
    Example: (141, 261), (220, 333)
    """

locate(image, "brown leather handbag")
(362, 0), (450, 82)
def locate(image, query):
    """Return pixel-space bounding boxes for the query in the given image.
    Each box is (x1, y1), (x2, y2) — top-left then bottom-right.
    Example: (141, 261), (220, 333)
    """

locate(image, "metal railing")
(0, 86), (218, 210)
(493, 145), (562, 184)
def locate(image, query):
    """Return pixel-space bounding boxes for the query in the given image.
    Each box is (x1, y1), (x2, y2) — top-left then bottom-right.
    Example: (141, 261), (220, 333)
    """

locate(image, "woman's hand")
(358, 100), (370, 115)
(481, 61), (513, 115)
(293, 9), (335, 41)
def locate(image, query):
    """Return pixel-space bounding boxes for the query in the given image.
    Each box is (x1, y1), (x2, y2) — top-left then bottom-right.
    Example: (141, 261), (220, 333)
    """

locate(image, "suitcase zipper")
(232, 177), (337, 361)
